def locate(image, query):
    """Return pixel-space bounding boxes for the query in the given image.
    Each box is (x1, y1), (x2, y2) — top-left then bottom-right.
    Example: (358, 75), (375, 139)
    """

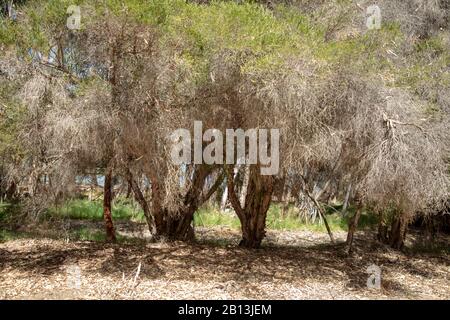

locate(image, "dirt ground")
(0, 226), (449, 300)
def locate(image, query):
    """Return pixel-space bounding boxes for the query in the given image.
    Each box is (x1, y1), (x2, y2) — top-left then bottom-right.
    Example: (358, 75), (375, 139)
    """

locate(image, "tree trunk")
(239, 187), (272, 248)
(220, 185), (228, 210)
(377, 212), (408, 250)
(227, 165), (274, 248)
(125, 180), (132, 198)
(239, 166), (249, 207)
(103, 168), (116, 242)
(128, 173), (156, 236)
(88, 174), (97, 201)
(128, 166), (221, 242)
(346, 207), (361, 252)
(153, 210), (195, 241)
(149, 181), (197, 242)
(305, 190), (335, 243)
(155, 166), (217, 241)
(5, 180), (16, 200)
(389, 215), (407, 250)
(342, 183), (352, 216)
(377, 212), (389, 243)
(274, 177), (286, 202)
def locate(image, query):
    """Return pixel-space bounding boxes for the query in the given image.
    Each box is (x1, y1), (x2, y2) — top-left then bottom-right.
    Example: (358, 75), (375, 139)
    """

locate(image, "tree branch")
(201, 170), (225, 205)
(225, 165), (244, 220)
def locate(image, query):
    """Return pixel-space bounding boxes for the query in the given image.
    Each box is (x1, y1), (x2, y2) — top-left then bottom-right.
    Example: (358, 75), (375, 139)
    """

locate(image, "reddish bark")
(103, 168), (116, 242)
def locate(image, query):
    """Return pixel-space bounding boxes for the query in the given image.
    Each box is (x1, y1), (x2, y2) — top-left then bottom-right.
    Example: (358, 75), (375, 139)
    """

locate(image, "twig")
(383, 113), (426, 132)
(299, 174), (335, 243)
(305, 190), (335, 244)
(131, 262), (141, 289)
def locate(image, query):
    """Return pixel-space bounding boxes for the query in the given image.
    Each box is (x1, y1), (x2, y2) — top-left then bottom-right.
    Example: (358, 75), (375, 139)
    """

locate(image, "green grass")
(194, 206), (242, 229)
(0, 201), (24, 225)
(0, 198), (380, 245)
(47, 198), (145, 222)
(0, 225), (141, 244)
(70, 227), (107, 242)
(0, 229), (24, 242)
(3, 198), (378, 236)
(49, 199), (377, 233)
(194, 204), (378, 232)
(0, 202), (10, 222)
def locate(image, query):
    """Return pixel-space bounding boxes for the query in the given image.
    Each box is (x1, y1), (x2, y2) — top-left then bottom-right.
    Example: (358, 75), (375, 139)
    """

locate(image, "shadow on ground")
(1, 225), (448, 299)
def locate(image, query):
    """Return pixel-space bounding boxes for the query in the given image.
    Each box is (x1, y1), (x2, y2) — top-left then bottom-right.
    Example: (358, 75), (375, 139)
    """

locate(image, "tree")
(3, 0), (449, 249)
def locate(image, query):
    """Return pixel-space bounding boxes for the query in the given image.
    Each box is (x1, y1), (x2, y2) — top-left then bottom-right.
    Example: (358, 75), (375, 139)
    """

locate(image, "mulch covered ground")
(0, 226), (449, 299)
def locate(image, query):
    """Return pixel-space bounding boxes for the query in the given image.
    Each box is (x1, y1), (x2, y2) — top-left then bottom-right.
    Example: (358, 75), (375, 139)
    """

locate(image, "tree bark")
(128, 172), (191, 241)
(342, 183), (352, 216)
(227, 165), (274, 248)
(5, 180), (16, 200)
(128, 166), (221, 242)
(103, 167), (116, 242)
(127, 172), (156, 235)
(377, 212), (388, 243)
(346, 207), (361, 252)
(298, 175), (335, 243)
(377, 212), (408, 249)
(149, 188), (195, 242)
(389, 215), (407, 250)
(125, 180), (132, 198)
(239, 166), (249, 207)
(220, 184), (228, 210)
(152, 210), (195, 241)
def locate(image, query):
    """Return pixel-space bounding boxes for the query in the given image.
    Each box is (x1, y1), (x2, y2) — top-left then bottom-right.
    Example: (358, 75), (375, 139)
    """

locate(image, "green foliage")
(0, 201), (23, 226)
(392, 35), (449, 108)
(415, 37), (446, 56)
(0, 100), (26, 159)
(5, 0), (447, 93)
